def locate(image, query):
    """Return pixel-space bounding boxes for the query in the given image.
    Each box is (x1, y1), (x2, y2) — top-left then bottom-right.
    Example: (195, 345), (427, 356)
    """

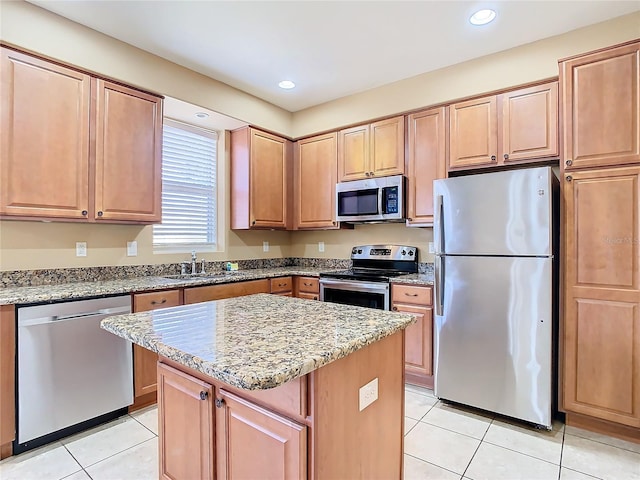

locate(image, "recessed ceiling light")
(194, 112), (209, 119)
(469, 9), (496, 26)
(278, 80), (296, 89)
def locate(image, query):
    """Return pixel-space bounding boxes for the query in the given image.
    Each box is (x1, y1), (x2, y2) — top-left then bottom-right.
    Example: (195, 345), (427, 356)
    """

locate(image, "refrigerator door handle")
(435, 255), (444, 316)
(434, 195), (444, 254)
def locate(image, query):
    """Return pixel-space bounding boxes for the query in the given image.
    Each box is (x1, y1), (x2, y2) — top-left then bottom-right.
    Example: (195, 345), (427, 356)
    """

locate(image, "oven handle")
(319, 278), (389, 294)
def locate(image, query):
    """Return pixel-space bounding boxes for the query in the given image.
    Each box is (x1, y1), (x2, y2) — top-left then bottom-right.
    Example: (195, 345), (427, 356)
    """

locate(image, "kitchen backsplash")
(0, 258), (433, 288)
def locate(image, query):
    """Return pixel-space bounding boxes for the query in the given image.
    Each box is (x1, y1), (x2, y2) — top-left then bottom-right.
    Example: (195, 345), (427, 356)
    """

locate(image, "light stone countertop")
(0, 267), (433, 305)
(100, 293), (415, 390)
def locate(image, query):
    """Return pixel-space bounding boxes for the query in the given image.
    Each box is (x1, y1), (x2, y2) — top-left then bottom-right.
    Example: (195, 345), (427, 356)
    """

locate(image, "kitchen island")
(101, 293), (415, 480)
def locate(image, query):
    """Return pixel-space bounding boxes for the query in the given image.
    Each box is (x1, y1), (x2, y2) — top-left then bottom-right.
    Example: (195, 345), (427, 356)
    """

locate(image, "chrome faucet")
(191, 250), (197, 274)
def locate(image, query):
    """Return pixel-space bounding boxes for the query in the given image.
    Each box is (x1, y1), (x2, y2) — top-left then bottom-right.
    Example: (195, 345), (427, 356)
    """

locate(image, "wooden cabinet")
(231, 127), (292, 230)
(448, 82), (558, 171)
(0, 47), (162, 223)
(560, 41), (640, 171)
(158, 363), (214, 480)
(293, 133), (338, 229)
(270, 276), (293, 296)
(563, 166), (640, 429)
(184, 279), (270, 304)
(406, 107), (446, 226)
(131, 289), (182, 411)
(294, 276), (319, 300)
(338, 116), (404, 181)
(392, 284), (434, 388)
(0, 305), (15, 459)
(216, 389), (306, 480)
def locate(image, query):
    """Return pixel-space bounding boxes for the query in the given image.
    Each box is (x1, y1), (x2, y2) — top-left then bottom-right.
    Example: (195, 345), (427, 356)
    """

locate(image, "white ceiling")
(28, 1), (640, 112)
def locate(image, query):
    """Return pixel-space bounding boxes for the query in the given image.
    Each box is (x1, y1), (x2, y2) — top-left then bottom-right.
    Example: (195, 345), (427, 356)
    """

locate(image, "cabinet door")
(561, 42), (640, 170)
(370, 116), (405, 177)
(501, 82), (558, 163)
(395, 303), (433, 379)
(270, 277), (293, 295)
(158, 363), (214, 480)
(0, 48), (90, 219)
(448, 96), (498, 170)
(406, 107), (446, 226)
(250, 129), (290, 229)
(338, 124), (369, 181)
(132, 290), (182, 402)
(94, 80), (162, 222)
(563, 167), (640, 427)
(0, 305), (15, 457)
(216, 389), (306, 480)
(294, 133), (338, 229)
(295, 276), (319, 296)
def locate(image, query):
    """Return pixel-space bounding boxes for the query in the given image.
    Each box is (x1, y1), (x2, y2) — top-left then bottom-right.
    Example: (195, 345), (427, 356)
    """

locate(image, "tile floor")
(2, 384), (639, 480)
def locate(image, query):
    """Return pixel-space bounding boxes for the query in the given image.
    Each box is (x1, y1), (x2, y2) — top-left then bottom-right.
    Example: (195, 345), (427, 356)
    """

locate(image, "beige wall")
(291, 12), (640, 138)
(1, 3), (638, 271)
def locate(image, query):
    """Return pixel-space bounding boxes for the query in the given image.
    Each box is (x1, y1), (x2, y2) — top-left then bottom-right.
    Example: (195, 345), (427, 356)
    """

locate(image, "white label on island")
(359, 377), (379, 411)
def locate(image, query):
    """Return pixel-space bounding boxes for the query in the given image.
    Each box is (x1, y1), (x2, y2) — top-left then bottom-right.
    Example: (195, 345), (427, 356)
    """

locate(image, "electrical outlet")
(358, 377), (378, 411)
(318, 241), (325, 253)
(263, 241), (269, 252)
(127, 241), (138, 257)
(428, 242), (435, 254)
(76, 242), (87, 257)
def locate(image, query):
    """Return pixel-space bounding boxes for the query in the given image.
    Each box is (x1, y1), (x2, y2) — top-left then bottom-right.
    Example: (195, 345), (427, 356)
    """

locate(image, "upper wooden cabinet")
(338, 116), (404, 181)
(0, 47), (163, 223)
(560, 41), (640, 170)
(231, 127), (292, 229)
(448, 81), (558, 171)
(293, 132), (338, 229)
(406, 107), (446, 226)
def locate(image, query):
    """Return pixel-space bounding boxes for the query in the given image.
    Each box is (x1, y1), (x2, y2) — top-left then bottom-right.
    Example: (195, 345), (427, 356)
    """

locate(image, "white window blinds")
(153, 120), (218, 247)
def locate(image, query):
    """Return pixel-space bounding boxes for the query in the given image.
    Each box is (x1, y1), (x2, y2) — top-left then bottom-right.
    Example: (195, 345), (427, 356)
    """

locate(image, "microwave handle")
(379, 187), (385, 215)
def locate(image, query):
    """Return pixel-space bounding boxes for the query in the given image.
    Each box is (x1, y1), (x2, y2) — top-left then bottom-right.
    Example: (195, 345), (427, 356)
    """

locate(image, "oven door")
(319, 278), (390, 310)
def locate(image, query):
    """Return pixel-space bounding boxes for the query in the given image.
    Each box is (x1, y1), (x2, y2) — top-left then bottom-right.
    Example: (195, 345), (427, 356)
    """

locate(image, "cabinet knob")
(199, 391), (208, 401)
(81, 210), (88, 216)
(313, 296), (318, 300)
(370, 171), (375, 176)
(491, 155), (496, 161)
(405, 292), (419, 297)
(566, 175), (573, 182)
(150, 298), (167, 305)
(503, 154), (509, 160)
(392, 306), (398, 311)
(97, 211), (104, 217)
(251, 220), (256, 225)
(215, 398), (225, 408)
(565, 159), (573, 166)
(365, 172), (371, 177)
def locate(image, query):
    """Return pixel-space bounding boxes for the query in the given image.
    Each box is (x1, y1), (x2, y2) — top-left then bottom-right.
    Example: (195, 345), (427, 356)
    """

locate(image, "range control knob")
(401, 250), (406, 255)
(357, 249), (363, 254)
(409, 250), (414, 256)
(352, 247), (357, 254)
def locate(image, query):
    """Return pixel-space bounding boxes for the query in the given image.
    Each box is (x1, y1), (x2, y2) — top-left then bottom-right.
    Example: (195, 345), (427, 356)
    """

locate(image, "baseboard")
(128, 391), (157, 413)
(566, 412), (640, 444)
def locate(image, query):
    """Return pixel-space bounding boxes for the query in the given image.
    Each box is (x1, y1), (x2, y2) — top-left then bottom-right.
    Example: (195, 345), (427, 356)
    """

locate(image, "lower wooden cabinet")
(184, 279), (270, 304)
(0, 305), (15, 459)
(392, 284), (434, 388)
(295, 276), (320, 300)
(270, 276), (293, 296)
(158, 363), (214, 480)
(216, 389), (306, 480)
(131, 289), (182, 410)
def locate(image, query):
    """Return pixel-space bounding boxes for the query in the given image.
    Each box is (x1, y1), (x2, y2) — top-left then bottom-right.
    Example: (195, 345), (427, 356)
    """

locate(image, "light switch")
(263, 241), (269, 252)
(428, 242), (435, 254)
(318, 241), (325, 253)
(127, 241), (138, 256)
(359, 377), (378, 411)
(76, 242), (87, 257)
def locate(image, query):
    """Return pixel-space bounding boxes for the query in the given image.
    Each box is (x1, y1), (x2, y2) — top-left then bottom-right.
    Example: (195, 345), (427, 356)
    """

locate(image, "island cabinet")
(0, 305), (15, 459)
(184, 279), (271, 304)
(338, 116), (405, 182)
(293, 133), (339, 230)
(406, 107), (447, 226)
(448, 81), (558, 172)
(0, 47), (162, 223)
(392, 284), (434, 388)
(295, 276), (320, 300)
(131, 289), (183, 411)
(231, 127), (292, 230)
(560, 41), (639, 171)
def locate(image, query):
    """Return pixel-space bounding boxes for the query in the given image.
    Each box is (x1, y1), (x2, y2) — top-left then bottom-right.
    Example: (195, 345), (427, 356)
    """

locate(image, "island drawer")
(391, 284), (432, 305)
(270, 276), (293, 294)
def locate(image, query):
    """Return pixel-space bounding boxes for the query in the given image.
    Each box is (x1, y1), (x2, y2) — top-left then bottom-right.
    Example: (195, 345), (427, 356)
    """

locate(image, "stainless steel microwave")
(336, 175), (405, 222)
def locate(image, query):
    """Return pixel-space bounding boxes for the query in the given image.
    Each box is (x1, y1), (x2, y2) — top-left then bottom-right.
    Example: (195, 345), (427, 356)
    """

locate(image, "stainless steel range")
(319, 245), (418, 310)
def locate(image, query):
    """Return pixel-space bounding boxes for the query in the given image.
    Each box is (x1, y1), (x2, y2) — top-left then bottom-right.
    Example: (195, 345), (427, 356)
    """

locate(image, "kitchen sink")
(161, 273), (229, 280)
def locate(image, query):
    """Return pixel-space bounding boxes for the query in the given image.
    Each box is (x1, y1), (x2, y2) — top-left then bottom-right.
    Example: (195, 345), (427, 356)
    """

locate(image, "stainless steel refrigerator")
(433, 166), (558, 428)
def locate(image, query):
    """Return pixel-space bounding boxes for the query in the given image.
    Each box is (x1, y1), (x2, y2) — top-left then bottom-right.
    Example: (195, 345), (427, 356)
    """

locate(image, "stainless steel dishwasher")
(16, 295), (133, 453)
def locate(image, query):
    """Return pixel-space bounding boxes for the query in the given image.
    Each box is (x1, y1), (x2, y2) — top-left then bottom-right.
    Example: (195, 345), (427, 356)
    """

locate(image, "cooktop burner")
(320, 245), (418, 282)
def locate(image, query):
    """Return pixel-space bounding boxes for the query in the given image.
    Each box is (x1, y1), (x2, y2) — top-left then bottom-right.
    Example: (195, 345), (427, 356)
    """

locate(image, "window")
(153, 120), (218, 251)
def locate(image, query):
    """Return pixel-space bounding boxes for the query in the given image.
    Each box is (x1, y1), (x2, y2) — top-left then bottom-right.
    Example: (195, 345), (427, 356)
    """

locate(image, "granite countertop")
(0, 267), (434, 305)
(101, 293), (415, 390)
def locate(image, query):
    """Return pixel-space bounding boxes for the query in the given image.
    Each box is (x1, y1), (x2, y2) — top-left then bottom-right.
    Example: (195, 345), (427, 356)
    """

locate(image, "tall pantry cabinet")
(560, 40), (640, 439)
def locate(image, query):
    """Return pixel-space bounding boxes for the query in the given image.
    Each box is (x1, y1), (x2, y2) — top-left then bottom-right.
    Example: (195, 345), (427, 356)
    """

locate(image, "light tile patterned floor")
(2, 385), (639, 480)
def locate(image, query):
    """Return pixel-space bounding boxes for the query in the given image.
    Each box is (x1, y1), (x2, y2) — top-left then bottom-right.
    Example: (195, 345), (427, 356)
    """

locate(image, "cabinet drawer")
(270, 277), (293, 294)
(391, 284), (432, 305)
(297, 277), (319, 294)
(298, 292), (319, 301)
(133, 289), (182, 312)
